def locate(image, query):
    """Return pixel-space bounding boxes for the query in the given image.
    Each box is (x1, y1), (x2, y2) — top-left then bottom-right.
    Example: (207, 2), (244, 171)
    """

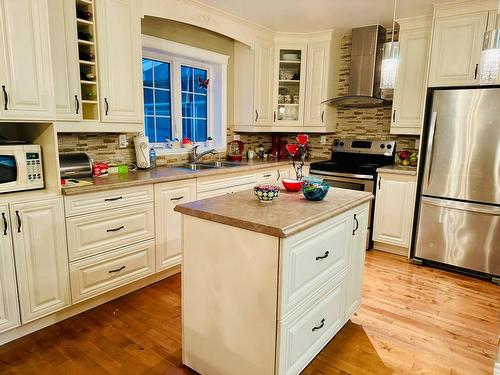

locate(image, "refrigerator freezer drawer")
(415, 197), (500, 276)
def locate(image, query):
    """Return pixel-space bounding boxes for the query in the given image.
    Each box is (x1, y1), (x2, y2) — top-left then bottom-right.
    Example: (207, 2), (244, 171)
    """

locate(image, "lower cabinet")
(10, 198), (71, 323)
(0, 204), (20, 333)
(373, 172), (417, 252)
(155, 180), (196, 271)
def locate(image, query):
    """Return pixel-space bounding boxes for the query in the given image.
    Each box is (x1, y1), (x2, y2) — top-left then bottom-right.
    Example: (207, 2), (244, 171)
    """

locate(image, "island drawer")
(66, 203), (155, 261)
(276, 273), (346, 375)
(278, 211), (351, 317)
(64, 185), (154, 217)
(70, 239), (155, 303)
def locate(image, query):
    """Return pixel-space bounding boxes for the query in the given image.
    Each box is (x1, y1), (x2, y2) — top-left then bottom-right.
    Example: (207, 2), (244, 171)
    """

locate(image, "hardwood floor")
(0, 251), (498, 374)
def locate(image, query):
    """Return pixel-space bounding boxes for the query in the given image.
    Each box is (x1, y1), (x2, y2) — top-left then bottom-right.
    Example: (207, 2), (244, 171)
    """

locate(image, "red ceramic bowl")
(282, 178), (304, 192)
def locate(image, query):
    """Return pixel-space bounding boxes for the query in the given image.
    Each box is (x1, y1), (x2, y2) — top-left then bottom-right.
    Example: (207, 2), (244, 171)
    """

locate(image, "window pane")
(182, 118), (193, 141)
(194, 94), (207, 118)
(156, 117), (172, 141)
(194, 119), (207, 142)
(154, 61), (170, 89)
(145, 116), (155, 142)
(142, 59), (153, 87)
(194, 68), (208, 94)
(181, 66), (193, 92)
(155, 90), (171, 116)
(143, 88), (154, 115)
(182, 93), (193, 118)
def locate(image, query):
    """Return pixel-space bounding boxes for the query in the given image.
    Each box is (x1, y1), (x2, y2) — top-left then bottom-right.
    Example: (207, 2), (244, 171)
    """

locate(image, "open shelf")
(279, 80), (300, 83)
(78, 39), (94, 46)
(279, 60), (301, 64)
(76, 18), (93, 25)
(79, 60), (95, 66)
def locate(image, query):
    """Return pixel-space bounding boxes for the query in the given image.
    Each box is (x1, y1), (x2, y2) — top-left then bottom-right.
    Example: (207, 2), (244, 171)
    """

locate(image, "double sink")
(177, 161), (243, 171)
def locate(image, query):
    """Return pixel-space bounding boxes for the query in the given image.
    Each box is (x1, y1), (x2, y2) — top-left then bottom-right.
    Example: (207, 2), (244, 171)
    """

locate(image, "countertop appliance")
(59, 152), (93, 179)
(413, 87), (500, 282)
(309, 139), (396, 249)
(0, 144), (44, 193)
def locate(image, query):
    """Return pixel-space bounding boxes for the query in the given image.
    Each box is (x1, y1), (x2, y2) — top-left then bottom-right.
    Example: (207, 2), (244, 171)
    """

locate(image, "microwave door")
(0, 150), (27, 193)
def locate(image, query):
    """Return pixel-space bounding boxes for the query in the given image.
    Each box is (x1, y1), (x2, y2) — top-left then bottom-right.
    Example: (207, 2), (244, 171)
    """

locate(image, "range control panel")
(332, 139), (396, 156)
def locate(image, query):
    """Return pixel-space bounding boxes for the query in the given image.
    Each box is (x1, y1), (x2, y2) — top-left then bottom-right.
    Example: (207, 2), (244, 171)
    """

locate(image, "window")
(142, 35), (228, 153)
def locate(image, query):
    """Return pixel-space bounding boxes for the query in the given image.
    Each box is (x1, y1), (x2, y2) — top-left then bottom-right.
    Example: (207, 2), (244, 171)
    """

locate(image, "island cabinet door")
(155, 180), (196, 271)
(345, 203), (369, 319)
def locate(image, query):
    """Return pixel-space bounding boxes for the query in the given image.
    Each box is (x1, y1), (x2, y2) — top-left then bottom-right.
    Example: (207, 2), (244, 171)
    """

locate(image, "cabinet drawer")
(70, 240), (155, 303)
(279, 211), (351, 317)
(197, 173), (256, 193)
(64, 185), (154, 217)
(66, 203), (155, 261)
(277, 274), (346, 375)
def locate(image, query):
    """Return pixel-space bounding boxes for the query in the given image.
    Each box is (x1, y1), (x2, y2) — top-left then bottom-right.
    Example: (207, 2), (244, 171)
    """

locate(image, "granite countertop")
(377, 164), (418, 176)
(174, 188), (373, 238)
(61, 159), (305, 196)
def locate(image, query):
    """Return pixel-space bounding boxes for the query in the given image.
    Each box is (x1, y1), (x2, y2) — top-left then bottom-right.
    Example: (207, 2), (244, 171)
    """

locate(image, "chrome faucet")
(192, 145), (218, 163)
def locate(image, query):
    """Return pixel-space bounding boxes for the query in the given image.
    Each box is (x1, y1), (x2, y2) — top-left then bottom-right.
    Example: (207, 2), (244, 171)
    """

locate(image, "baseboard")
(494, 362), (500, 375)
(0, 266), (180, 346)
(373, 241), (409, 257)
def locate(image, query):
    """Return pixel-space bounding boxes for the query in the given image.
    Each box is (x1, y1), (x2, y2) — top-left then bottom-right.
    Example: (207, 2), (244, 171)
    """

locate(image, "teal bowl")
(302, 181), (330, 201)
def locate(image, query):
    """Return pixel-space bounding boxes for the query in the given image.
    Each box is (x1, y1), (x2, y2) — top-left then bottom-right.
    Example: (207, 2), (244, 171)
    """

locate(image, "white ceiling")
(196, 0), (449, 32)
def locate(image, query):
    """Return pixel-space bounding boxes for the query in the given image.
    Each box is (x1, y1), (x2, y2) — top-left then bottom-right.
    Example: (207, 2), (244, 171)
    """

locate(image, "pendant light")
(479, 0), (500, 85)
(380, 0), (399, 89)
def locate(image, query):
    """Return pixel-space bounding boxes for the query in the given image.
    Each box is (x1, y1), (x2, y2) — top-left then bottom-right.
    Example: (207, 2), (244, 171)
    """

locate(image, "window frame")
(142, 35), (228, 155)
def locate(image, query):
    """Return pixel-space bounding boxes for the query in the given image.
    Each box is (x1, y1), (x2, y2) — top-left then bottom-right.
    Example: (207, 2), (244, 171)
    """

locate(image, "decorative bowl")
(302, 176), (324, 184)
(254, 185), (280, 203)
(302, 181), (330, 201)
(282, 178), (304, 192)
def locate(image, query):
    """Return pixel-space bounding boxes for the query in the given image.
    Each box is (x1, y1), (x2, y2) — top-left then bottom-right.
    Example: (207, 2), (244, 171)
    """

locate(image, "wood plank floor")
(0, 251), (498, 374)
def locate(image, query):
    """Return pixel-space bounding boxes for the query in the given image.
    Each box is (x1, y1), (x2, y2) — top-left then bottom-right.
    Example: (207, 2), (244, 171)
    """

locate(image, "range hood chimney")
(324, 25), (390, 108)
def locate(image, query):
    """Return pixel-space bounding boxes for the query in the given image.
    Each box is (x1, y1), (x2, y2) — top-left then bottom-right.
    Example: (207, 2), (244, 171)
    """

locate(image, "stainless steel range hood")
(323, 25), (390, 108)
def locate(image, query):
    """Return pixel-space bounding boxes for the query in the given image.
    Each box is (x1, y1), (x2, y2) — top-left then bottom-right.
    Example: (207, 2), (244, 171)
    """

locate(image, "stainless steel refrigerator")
(413, 87), (500, 280)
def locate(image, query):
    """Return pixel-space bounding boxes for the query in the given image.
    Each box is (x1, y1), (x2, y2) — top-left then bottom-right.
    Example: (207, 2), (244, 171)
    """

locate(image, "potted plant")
(206, 136), (214, 148)
(282, 134), (309, 192)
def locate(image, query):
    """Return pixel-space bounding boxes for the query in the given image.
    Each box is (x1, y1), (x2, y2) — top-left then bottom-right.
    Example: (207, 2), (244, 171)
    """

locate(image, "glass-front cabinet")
(274, 45), (307, 126)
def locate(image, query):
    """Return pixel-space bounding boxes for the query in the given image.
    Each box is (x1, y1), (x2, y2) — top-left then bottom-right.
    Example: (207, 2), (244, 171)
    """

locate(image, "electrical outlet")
(118, 134), (128, 149)
(320, 135), (327, 145)
(233, 134), (241, 141)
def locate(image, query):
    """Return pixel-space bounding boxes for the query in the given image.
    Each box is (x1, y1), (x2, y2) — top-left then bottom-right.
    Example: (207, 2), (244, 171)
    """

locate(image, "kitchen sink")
(177, 161), (243, 170)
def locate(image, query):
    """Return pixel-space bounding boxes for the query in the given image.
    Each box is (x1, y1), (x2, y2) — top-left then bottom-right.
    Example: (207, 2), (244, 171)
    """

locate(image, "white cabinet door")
(96, 0), (143, 123)
(428, 12), (488, 87)
(0, 0), (55, 121)
(0, 204), (20, 333)
(345, 204), (368, 319)
(47, 0), (81, 121)
(373, 173), (417, 248)
(391, 17), (431, 135)
(10, 198), (70, 323)
(304, 41), (329, 127)
(254, 38), (275, 125)
(155, 180), (196, 271)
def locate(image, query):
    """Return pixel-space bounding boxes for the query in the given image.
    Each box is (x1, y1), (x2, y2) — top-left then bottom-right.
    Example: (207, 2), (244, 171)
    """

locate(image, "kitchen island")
(175, 188), (373, 375)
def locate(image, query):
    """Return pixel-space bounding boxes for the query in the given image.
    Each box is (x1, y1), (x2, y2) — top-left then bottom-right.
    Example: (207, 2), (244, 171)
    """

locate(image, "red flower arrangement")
(286, 134), (309, 180)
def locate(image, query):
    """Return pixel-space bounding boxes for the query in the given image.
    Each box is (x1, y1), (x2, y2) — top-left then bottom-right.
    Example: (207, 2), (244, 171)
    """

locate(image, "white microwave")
(0, 144), (44, 193)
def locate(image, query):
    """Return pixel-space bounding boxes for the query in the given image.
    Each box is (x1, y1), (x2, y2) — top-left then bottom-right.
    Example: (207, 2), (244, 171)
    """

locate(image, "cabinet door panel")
(304, 41), (329, 127)
(0, 204), (20, 333)
(254, 38), (274, 125)
(11, 198), (70, 323)
(428, 12), (488, 86)
(155, 181), (196, 271)
(0, 0), (54, 120)
(97, 0), (142, 122)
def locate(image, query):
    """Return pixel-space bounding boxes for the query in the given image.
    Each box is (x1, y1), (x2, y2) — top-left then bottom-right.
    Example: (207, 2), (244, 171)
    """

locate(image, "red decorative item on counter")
(92, 162), (109, 177)
(282, 178), (304, 192)
(286, 143), (299, 157)
(228, 140), (244, 161)
(297, 134), (309, 146)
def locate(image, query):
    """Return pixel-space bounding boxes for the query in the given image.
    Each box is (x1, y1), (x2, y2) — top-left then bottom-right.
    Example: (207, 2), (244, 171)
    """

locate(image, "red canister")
(92, 162), (109, 177)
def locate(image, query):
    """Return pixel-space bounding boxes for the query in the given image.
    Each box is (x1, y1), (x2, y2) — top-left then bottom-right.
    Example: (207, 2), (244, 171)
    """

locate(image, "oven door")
(0, 149), (27, 193)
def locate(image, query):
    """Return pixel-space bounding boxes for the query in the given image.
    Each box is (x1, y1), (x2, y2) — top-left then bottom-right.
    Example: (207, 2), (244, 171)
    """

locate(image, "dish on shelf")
(282, 53), (299, 61)
(279, 71), (295, 80)
(254, 185), (280, 203)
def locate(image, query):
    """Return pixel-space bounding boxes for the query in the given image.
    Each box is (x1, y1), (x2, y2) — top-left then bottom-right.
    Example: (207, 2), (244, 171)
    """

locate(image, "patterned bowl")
(254, 185), (280, 203)
(302, 181), (330, 201)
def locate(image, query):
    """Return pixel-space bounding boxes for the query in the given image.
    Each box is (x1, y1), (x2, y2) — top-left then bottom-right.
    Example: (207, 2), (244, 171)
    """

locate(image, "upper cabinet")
(391, 16), (432, 135)
(0, 0), (55, 122)
(234, 31), (339, 133)
(96, 0), (143, 123)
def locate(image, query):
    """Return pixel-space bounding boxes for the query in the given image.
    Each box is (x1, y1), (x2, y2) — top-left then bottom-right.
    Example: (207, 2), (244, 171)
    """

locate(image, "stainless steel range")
(309, 139), (396, 249)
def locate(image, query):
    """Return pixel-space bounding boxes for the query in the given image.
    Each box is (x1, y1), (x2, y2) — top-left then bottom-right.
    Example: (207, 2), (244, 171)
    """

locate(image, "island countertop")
(174, 188), (373, 238)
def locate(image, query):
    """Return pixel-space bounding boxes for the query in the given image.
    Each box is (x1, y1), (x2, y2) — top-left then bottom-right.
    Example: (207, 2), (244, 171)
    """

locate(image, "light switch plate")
(233, 134), (241, 141)
(320, 135), (327, 145)
(118, 134), (128, 149)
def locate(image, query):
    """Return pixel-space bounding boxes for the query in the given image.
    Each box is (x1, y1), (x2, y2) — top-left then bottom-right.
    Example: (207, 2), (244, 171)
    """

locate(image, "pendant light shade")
(380, 0), (399, 89)
(479, 10), (500, 85)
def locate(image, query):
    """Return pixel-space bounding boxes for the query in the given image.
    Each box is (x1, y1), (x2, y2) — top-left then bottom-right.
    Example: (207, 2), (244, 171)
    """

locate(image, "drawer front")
(279, 211), (351, 317)
(277, 275), (346, 375)
(196, 183), (255, 199)
(70, 240), (155, 302)
(66, 203), (155, 261)
(64, 185), (154, 217)
(197, 173), (256, 193)
(255, 170), (279, 185)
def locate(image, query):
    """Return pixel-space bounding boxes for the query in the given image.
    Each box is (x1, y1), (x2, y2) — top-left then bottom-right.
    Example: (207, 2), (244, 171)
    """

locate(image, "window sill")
(152, 145), (226, 156)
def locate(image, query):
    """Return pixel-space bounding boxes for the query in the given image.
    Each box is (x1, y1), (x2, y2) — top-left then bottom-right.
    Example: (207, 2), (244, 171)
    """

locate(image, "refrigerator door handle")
(421, 196), (500, 216)
(423, 112), (437, 187)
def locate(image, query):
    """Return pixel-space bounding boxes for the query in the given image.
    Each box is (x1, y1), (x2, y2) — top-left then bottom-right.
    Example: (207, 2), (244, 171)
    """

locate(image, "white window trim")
(142, 35), (229, 155)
